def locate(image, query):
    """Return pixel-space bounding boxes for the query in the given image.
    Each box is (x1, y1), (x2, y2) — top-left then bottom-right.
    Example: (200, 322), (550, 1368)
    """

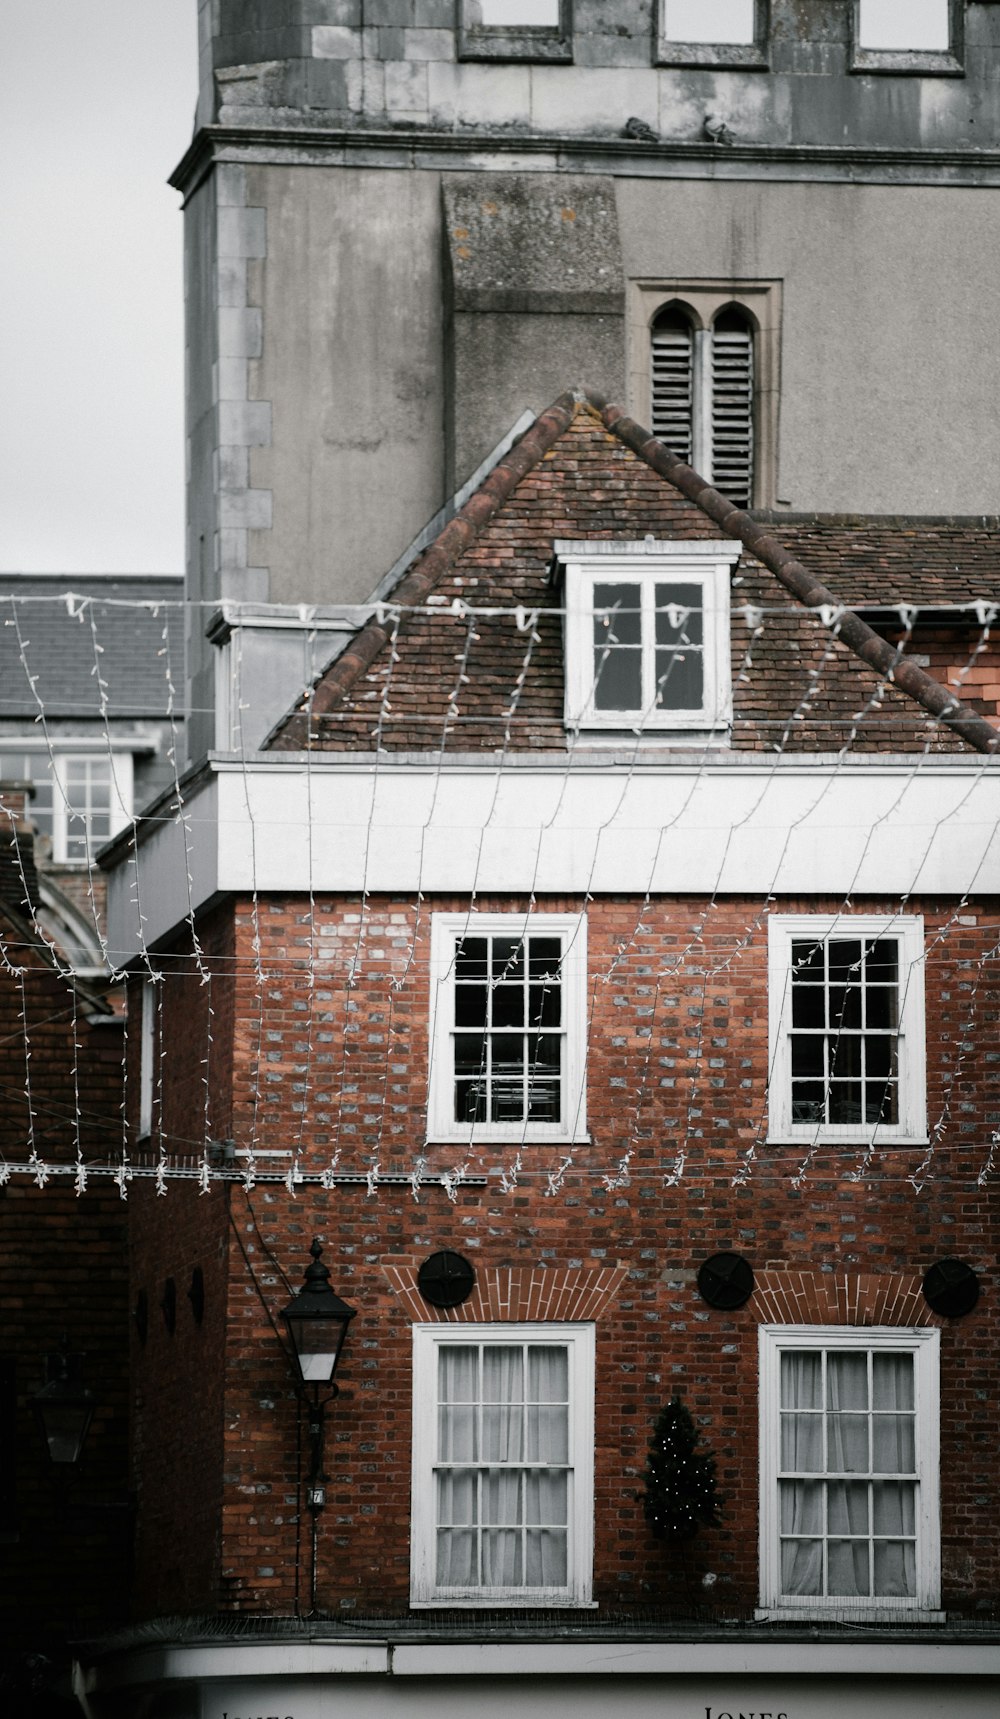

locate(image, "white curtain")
(779, 1350), (915, 1600)
(436, 1343), (569, 1589)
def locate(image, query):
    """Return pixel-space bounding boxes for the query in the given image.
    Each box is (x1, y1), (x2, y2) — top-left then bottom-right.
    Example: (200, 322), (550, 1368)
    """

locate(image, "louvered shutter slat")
(710, 325), (753, 508)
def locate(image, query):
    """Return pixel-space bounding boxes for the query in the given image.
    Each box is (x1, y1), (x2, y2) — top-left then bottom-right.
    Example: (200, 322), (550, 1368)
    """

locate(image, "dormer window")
(556, 540), (740, 737)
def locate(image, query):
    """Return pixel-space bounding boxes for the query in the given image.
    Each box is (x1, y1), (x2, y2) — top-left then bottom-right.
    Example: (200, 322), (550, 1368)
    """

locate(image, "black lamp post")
(31, 1343), (95, 1468)
(281, 1238), (355, 1517)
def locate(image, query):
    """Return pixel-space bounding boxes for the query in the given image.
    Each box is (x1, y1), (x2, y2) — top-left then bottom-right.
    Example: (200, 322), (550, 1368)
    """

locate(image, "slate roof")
(0, 575), (184, 720)
(270, 397), (999, 758)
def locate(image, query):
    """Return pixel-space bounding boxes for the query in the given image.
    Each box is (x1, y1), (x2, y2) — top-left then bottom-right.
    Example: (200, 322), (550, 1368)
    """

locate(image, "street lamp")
(31, 1343), (95, 1468)
(281, 1239), (355, 1517)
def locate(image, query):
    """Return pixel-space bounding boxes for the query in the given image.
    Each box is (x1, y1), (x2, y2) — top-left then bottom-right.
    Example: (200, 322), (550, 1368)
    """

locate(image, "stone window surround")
(458, 0), (573, 63)
(628, 278), (782, 511)
(656, 0), (771, 70)
(850, 0), (965, 77)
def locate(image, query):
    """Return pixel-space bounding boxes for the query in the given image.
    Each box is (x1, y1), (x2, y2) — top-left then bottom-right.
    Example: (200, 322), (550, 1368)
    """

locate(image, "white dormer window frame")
(556, 540), (740, 737)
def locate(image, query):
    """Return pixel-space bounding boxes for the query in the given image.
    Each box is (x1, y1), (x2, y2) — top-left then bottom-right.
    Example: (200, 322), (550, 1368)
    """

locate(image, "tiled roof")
(270, 398), (999, 757)
(0, 575), (184, 720)
(754, 515), (1000, 607)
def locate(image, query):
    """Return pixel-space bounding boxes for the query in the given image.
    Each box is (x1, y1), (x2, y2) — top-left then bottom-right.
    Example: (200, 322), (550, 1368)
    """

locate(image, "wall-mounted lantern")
(280, 1238), (355, 1517)
(31, 1343), (95, 1468)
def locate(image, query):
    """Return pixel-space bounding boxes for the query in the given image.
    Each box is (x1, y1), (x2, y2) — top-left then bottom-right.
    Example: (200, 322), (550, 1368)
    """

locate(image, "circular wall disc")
(922, 1258), (979, 1318)
(697, 1252), (754, 1310)
(417, 1250), (476, 1308)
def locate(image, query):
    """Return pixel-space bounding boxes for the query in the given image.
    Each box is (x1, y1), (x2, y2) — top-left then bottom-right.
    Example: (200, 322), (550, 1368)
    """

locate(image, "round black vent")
(697, 1252), (754, 1310)
(922, 1258), (979, 1319)
(417, 1251), (476, 1309)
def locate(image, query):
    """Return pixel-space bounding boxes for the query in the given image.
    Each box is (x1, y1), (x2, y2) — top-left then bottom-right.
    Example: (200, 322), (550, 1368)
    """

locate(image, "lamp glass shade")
(281, 1239), (356, 1389)
(287, 1313), (352, 1384)
(32, 1384), (95, 1465)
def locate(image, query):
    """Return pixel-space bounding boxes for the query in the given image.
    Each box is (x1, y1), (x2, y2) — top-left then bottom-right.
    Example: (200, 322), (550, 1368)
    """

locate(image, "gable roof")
(269, 393), (1000, 758)
(0, 574), (184, 720)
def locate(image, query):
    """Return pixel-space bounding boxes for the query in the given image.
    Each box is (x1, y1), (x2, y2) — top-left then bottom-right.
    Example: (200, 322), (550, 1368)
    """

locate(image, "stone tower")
(176, 0), (1000, 754)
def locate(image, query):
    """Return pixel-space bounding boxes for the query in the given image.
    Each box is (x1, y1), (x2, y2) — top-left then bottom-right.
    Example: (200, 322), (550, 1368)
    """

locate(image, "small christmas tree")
(642, 1395), (722, 1541)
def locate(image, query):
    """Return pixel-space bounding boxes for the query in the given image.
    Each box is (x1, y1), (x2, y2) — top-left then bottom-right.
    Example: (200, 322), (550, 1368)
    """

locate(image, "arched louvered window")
(709, 307), (754, 508)
(650, 308), (695, 468)
(650, 302), (755, 508)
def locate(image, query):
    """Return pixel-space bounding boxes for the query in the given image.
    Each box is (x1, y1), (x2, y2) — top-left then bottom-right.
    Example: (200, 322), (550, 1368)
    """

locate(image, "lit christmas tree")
(642, 1395), (722, 1542)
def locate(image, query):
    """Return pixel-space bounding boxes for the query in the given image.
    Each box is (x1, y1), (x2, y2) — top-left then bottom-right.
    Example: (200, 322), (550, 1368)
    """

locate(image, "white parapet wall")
(103, 753), (1000, 965)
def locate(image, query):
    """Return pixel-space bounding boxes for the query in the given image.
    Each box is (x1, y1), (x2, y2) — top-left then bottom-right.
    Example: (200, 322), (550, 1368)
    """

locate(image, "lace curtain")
(779, 1349), (916, 1599)
(436, 1343), (569, 1590)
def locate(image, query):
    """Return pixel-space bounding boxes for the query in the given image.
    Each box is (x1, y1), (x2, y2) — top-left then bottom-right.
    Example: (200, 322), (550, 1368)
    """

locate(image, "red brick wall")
(125, 906), (235, 1618)
(0, 928), (129, 1661)
(134, 891), (999, 1621)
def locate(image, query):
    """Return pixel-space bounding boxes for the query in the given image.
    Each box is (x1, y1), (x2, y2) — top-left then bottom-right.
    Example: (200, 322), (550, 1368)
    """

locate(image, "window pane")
(655, 584), (703, 647)
(594, 583), (642, 646)
(874, 1540), (916, 1597)
(664, 0), (756, 44)
(593, 646), (642, 712)
(792, 985), (825, 1029)
(780, 1478), (822, 1533)
(873, 1416), (915, 1474)
(872, 1354), (914, 1412)
(781, 1350), (821, 1409)
(859, 0), (949, 51)
(455, 937), (488, 980)
(455, 984), (488, 1027)
(827, 1482), (869, 1534)
(655, 646), (703, 711)
(828, 1353), (868, 1411)
(828, 1539), (870, 1597)
(873, 1480), (915, 1534)
(475, 0), (560, 24)
(493, 983), (526, 1028)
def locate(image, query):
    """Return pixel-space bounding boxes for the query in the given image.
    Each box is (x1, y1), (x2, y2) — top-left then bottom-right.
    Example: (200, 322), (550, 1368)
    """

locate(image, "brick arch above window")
(752, 1268), (943, 1328)
(382, 1260), (629, 1324)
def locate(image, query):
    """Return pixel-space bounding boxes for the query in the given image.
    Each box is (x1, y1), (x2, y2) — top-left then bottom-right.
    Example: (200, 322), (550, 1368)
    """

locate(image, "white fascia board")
(389, 1641), (1000, 1677)
(104, 757), (1000, 961)
(77, 1637), (1000, 1692)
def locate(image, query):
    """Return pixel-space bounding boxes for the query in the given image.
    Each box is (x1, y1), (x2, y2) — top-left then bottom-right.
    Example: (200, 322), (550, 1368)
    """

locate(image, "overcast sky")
(0, 4), (196, 575)
(0, 0), (952, 576)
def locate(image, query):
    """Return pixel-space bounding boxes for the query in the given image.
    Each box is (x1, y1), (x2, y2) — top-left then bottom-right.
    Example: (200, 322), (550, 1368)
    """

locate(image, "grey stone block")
(214, 163), (248, 207)
(213, 358), (250, 404)
(213, 447), (250, 493)
(365, 0), (415, 23)
(217, 206), (267, 260)
(304, 0), (362, 23)
(414, 0), (453, 24)
(530, 64), (659, 133)
(443, 173), (624, 309)
(218, 401), (272, 448)
(216, 527), (249, 572)
(218, 307), (263, 359)
(216, 257), (249, 311)
(305, 54), (362, 109)
(403, 28), (455, 62)
(427, 59), (532, 127)
(220, 488), (273, 530)
(312, 24), (360, 58)
(385, 59), (429, 113)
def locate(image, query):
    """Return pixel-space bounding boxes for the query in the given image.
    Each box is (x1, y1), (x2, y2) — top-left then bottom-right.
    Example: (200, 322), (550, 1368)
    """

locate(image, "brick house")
(0, 786), (129, 1713)
(85, 394), (1000, 1716)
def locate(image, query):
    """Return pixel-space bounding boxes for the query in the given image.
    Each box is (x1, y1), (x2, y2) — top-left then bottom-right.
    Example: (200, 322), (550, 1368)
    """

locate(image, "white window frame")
(758, 1325), (941, 1621)
(767, 914), (927, 1147)
(410, 1322), (595, 1609)
(557, 540), (738, 736)
(138, 976), (156, 1141)
(428, 911), (587, 1145)
(51, 750), (133, 864)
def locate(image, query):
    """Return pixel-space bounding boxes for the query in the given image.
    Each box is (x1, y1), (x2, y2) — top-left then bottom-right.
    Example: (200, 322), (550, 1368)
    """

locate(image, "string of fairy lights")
(0, 587), (997, 1198)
